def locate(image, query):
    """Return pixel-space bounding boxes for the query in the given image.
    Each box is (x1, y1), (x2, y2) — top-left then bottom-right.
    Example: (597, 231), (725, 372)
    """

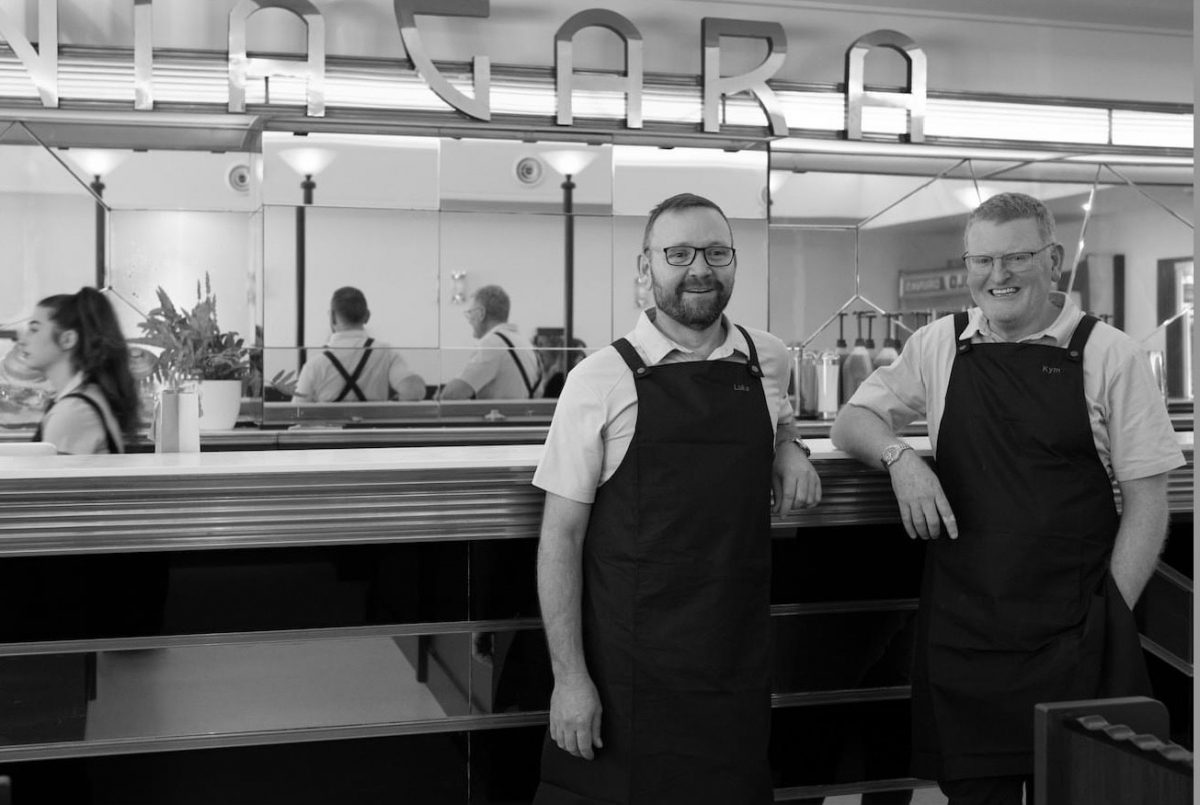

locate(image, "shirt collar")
(56, 371), (85, 400)
(483, 322), (517, 340)
(963, 291), (1082, 346)
(635, 308), (747, 363)
(328, 328), (368, 345)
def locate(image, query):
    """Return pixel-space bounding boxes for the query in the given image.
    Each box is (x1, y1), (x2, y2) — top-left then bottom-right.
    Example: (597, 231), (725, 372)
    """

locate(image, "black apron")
(912, 313), (1150, 781)
(536, 324), (775, 805)
(325, 337), (374, 401)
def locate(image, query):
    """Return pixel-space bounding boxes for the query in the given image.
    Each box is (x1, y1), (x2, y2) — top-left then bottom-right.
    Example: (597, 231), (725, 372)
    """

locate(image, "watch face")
(882, 445), (905, 466)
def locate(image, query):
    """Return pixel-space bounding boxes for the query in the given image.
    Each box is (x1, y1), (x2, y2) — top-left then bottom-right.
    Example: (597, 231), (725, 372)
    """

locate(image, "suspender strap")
(34, 392), (120, 453)
(494, 332), (538, 398)
(327, 337), (374, 402)
(1065, 315), (1099, 362)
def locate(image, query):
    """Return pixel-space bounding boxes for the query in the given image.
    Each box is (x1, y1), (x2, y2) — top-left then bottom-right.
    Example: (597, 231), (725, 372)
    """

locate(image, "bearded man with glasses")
(831, 192), (1183, 805)
(533, 192), (821, 804)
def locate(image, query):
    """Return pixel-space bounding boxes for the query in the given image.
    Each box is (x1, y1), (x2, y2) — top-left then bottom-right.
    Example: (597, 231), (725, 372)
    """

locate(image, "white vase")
(197, 379), (242, 432)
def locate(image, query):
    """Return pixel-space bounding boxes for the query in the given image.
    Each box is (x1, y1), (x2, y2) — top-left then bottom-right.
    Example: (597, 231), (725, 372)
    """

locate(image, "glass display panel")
(0, 636), (473, 744)
(0, 733), (470, 804)
(0, 544), (470, 642)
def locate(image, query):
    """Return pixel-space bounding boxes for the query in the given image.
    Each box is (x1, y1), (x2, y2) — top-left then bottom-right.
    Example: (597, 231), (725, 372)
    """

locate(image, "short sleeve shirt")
(294, 330), (419, 402)
(40, 373), (123, 454)
(533, 310), (795, 504)
(848, 293), (1184, 482)
(458, 323), (541, 400)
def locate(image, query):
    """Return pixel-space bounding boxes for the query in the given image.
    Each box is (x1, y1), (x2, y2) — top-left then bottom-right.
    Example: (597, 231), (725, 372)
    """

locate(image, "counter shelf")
(0, 440), (1190, 800)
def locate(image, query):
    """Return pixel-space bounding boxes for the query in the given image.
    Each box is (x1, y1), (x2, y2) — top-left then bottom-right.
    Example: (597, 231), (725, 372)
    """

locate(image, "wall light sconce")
(451, 271), (469, 305)
(61, 148), (129, 289)
(277, 147), (336, 367)
(542, 148), (599, 356)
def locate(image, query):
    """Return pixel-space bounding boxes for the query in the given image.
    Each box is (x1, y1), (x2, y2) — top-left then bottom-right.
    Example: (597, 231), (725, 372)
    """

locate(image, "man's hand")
(772, 440), (821, 513)
(549, 673), (603, 759)
(888, 453), (958, 540)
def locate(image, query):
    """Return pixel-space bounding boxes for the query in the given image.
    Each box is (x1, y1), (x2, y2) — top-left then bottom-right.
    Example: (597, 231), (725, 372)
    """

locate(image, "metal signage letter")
(229, 0), (327, 117)
(395, 0), (491, 121)
(701, 18), (787, 136)
(134, 0), (153, 110)
(844, 29), (926, 143)
(555, 10), (643, 128)
(0, 0), (58, 108)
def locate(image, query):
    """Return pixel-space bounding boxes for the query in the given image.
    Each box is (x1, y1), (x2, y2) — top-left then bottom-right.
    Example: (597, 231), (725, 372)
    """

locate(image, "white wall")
(0, 192), (94, 328)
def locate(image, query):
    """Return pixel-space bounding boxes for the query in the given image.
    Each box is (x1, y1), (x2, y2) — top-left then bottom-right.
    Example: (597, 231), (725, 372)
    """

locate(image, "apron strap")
(327, 337), (374, 402)
(494, 332), (539, 398)
(953, 311), (972, 355)
(733, 324), (763, 378)
(1065, 315), (1099, 362)
(612, 337), (651, 378)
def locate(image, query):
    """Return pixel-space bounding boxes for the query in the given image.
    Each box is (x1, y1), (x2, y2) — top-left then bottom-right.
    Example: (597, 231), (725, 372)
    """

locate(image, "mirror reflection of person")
(289, 286), (425, 403)
(533, 333), (586, 399)
(831, 192), (1185, 805)
(534, 193), (821, 804)
(17, 288), (138, 454)
(439, 285), (540, 400)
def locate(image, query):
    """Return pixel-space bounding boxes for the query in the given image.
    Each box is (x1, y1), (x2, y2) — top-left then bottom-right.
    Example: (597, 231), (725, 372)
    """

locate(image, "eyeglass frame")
(651, 245), (737, 268)
(961, 242), (1057, 273)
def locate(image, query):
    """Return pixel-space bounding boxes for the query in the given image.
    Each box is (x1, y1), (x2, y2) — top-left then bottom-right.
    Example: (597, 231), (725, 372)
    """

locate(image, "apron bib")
(912, 313), (1150, 781)
(537, 325), (775, 805)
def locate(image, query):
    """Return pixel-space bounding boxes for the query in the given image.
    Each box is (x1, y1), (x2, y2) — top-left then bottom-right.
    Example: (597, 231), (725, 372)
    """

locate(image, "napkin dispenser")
(153, 389), (201, 453)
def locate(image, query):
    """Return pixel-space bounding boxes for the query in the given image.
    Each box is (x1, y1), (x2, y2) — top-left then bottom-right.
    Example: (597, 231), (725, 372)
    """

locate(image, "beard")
(652, 276), (731, 330)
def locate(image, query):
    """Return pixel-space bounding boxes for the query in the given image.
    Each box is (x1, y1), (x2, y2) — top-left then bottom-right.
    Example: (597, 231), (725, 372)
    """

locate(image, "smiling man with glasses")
(832, 192), (1183, 805)
(532, 192), (820, 804)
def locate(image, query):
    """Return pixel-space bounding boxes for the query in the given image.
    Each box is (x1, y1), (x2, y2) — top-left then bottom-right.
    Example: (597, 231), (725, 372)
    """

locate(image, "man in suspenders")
(439, 285), (541, 400)
(292, 287), (426, 403)
(533, 194), (822, 804)
(832, 193), (1184, 805)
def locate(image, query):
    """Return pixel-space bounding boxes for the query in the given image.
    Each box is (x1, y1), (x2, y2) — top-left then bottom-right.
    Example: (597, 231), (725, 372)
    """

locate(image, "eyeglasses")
(463, 306), (483, 319)
(962, 243), (1055, 273)
(657, 245), (736, 267)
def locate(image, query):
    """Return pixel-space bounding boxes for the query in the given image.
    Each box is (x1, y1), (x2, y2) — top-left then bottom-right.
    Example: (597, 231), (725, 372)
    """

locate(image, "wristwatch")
(789, 437), (812, 458)
(880, 443), (914, 469)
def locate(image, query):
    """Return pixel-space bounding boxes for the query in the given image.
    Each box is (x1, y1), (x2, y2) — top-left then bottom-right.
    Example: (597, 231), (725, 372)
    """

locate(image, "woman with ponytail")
(17, 287), (138, 453)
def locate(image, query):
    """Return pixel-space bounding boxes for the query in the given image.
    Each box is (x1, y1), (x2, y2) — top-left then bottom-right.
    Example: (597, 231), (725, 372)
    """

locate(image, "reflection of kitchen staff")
(18, 288), (139, 454)
(291, 286), (425, 402)
(832, 192), (1185, 805)
(439, 285), (540, 400)
(534, 193), (821, 804)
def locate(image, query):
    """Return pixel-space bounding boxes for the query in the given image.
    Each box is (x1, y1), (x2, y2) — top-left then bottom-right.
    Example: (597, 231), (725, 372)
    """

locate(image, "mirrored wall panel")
(768, 148), (1195, 408)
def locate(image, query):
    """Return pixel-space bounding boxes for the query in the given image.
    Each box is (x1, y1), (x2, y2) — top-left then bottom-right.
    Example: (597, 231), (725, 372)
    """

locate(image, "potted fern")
(135, 275), (250, 431)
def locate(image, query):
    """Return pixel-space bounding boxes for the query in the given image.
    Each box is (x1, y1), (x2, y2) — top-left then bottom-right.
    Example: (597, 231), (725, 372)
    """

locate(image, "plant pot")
(197, 379), (242, 432)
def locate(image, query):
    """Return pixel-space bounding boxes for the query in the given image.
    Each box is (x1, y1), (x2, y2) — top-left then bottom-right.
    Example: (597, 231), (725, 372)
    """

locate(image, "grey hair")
(965, 191), (1056, 247)
(473, 284), (511, 322)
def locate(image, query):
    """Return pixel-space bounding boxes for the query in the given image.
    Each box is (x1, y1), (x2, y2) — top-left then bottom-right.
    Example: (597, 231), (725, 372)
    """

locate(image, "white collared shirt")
(533, 309), (794, 503)
(41, 371), (123, 454)
(294, 329), (420, 402)
(848, 293), (1184, 481)
(457, 323), (540, 400)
